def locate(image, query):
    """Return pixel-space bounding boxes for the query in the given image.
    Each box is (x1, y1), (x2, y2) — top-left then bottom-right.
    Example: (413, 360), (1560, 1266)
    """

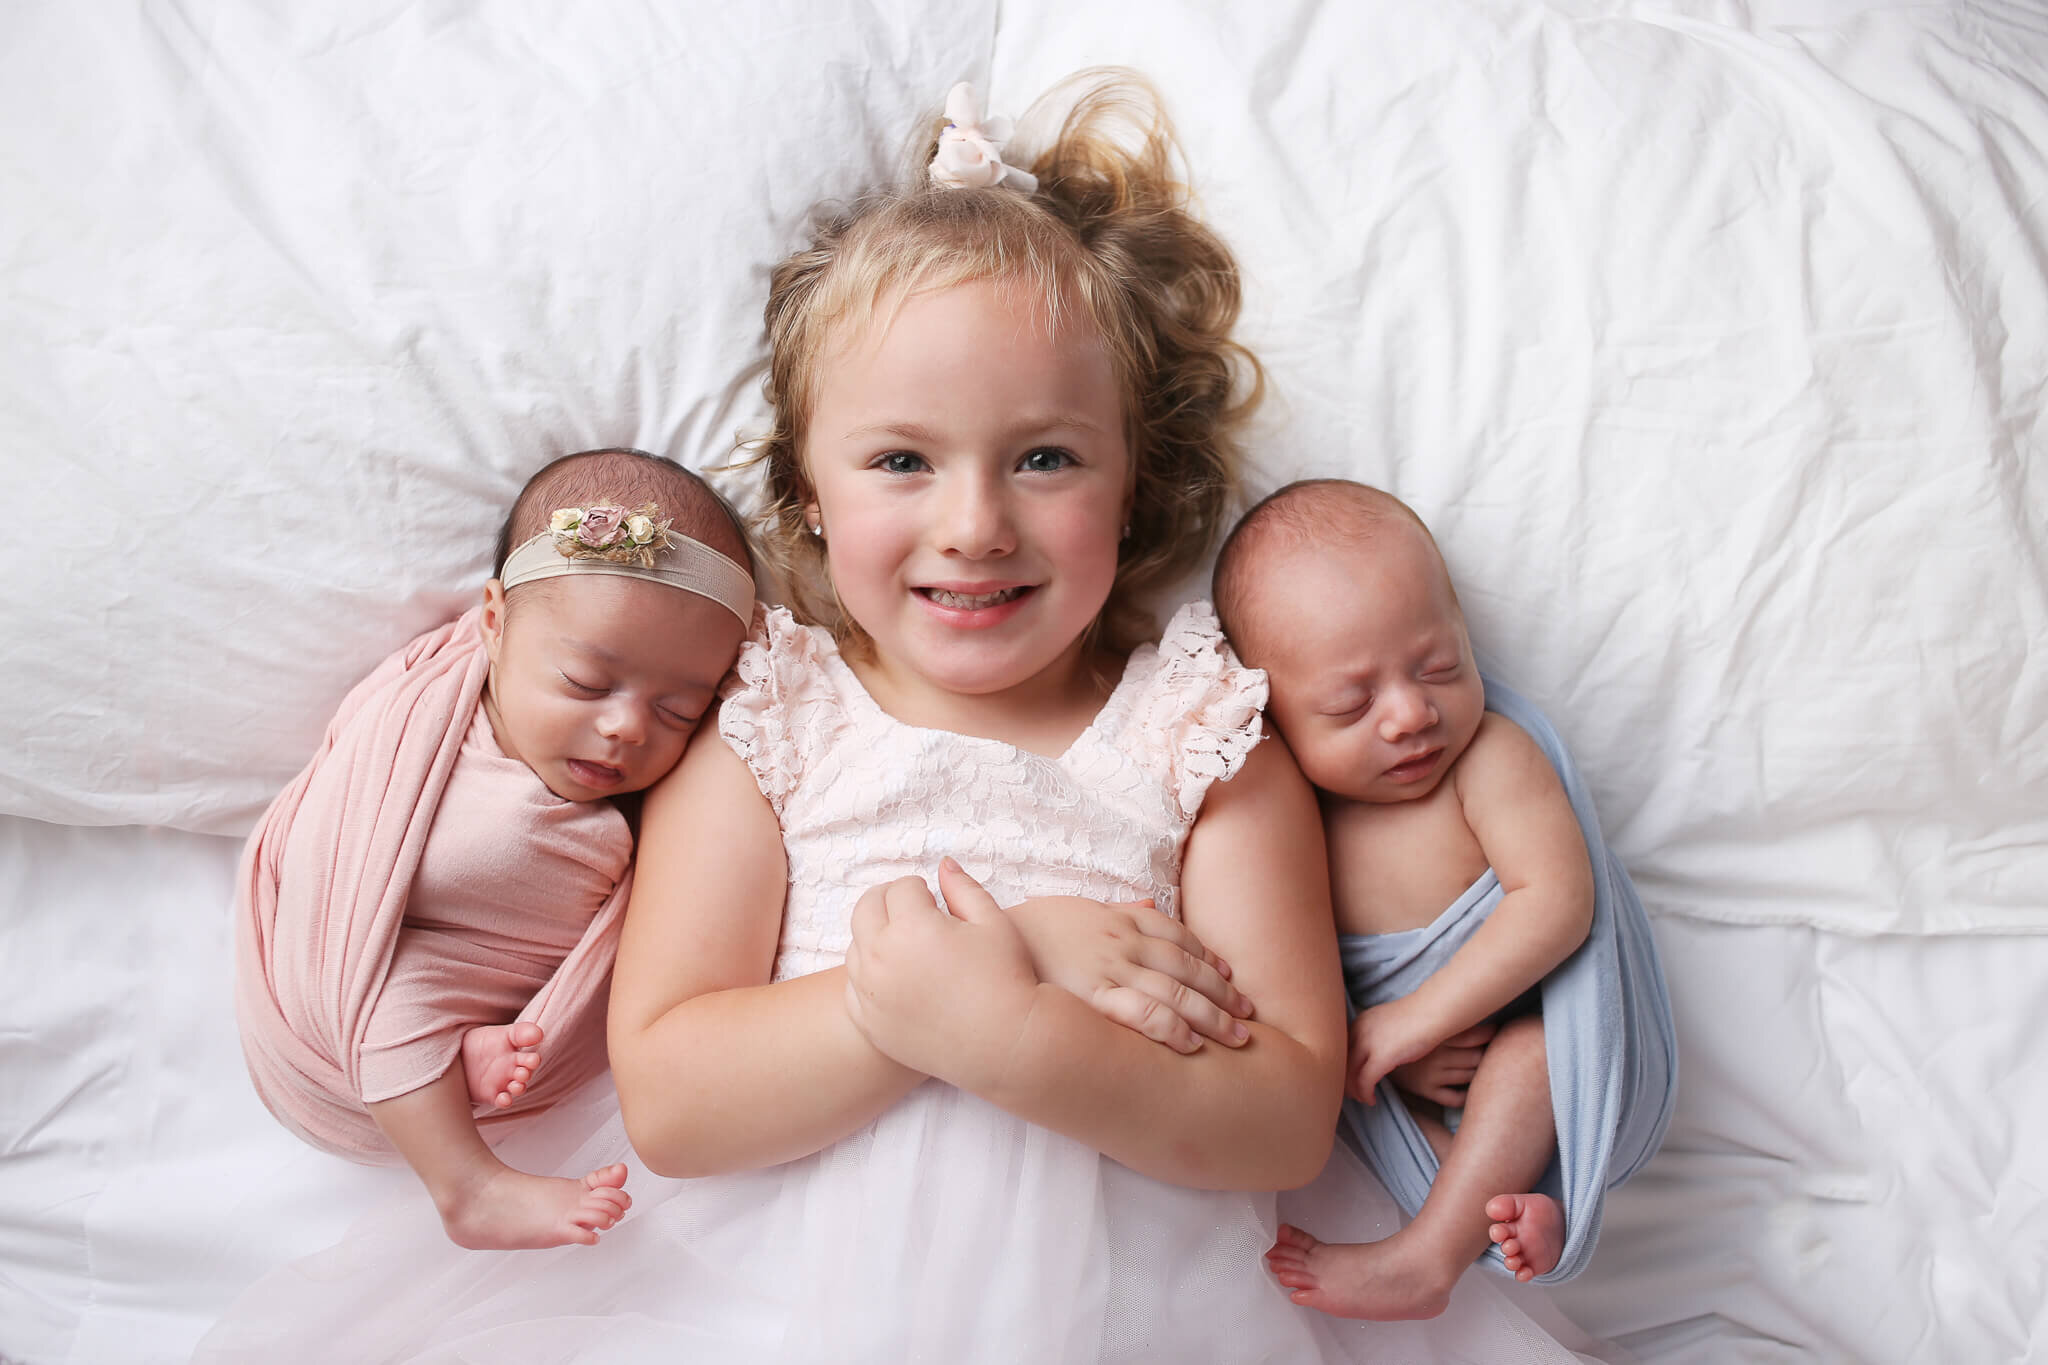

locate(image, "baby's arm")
(607, 724), (926, 1178)
(1349, 715), (1593, 1100)
(845, 736), (1348, 1191)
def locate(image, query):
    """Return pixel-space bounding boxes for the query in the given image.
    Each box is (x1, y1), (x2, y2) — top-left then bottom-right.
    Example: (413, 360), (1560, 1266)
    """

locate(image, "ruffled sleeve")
(1129, 600), (1270, 821)
(717, 606), (843, 818)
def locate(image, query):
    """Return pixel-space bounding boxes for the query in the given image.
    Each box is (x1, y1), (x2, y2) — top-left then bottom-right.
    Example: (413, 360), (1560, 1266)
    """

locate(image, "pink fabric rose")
(577, 505), (626, 547)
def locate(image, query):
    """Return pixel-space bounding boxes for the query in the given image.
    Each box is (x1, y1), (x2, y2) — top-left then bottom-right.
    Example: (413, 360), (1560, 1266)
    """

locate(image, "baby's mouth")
(1384, 749), (1443, 783)
(568, 758), (624, 786)
(920, 586), (1031, 609)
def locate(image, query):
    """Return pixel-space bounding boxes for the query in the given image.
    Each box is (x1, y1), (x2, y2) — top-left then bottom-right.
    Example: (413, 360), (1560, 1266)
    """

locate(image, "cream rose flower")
(549, 507), (582, 534)
(625, 514), (657, 545)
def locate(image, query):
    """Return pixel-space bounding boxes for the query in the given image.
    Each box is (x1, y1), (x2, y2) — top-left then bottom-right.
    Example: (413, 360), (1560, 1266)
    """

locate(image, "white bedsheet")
(9, 819), (2043, 1361)
(3, 2), (2044, 1361)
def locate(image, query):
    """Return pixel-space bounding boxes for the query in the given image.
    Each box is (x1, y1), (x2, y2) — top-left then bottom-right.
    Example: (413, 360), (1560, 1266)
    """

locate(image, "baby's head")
(480, 448), (754, 802)
(744, 71), (1263, 660)
(1214, 480), (1484, 804)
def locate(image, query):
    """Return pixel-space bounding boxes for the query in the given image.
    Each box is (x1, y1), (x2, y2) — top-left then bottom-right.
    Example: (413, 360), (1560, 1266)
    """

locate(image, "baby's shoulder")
(1450, 711), (1575, 836)
(1453, 711), (1551, 786)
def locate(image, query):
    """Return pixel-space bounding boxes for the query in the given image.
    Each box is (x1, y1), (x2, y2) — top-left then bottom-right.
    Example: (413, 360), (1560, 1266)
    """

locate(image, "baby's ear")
(478, 579), (509, 661)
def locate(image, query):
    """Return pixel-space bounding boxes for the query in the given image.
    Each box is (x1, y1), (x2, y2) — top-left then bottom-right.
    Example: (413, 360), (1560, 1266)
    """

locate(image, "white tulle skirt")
(198, 1077), (1590, 1363)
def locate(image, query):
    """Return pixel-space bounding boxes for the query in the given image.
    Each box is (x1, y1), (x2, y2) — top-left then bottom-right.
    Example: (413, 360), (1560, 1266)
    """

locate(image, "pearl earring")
(1120, 522), (1132, 541)
(810, 521), (823, 537)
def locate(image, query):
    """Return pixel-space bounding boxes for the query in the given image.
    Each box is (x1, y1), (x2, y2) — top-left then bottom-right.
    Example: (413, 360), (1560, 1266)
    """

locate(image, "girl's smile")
(916, 581), (1035, 623)
(803, 278), (1132, 730)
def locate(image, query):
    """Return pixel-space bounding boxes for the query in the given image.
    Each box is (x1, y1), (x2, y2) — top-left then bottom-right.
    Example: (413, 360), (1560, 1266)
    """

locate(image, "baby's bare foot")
(436, 1162), (631, 1251)
(1486, 1192), (1565, 1281)
(1264, 1223), (1457, 1321)
(461, 1021), (544, 1108)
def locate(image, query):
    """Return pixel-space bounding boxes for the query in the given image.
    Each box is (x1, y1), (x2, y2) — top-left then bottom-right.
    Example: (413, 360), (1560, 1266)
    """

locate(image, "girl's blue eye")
(1020, 447), (1073, 473)
(878, 451), (927, 474)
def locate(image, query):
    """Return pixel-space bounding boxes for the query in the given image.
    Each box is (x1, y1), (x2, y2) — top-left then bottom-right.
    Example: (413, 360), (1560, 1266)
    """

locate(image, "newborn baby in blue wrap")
(1215, 479), (1594, 1321)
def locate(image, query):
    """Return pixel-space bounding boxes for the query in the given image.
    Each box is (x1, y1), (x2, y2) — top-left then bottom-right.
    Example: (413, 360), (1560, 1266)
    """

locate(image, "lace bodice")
(718, 601), (1268, 981)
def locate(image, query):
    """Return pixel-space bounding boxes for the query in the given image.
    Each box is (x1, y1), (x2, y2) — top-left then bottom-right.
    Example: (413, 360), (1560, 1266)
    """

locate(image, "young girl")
(201, 76), (1585, 1363)
(233, 447), (753, 1250)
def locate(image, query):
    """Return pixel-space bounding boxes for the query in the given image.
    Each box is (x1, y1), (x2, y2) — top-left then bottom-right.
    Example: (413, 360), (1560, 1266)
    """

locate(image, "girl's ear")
(479, 579), (509, 663)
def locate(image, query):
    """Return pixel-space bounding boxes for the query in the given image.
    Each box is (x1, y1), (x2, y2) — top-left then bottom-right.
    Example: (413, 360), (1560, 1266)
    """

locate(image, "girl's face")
(479, 575), (746, 801)
(803, 278), (1131, 708)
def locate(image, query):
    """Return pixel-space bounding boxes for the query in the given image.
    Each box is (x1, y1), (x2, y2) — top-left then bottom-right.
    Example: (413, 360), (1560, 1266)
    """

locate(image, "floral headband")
(500, 502), (754, 626)
(928, 82), (1038, 193)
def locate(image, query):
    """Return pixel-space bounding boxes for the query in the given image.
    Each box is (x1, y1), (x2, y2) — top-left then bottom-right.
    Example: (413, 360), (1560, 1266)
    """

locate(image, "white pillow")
(1, 2), (991, 834)
(991, 1), (2048, 933)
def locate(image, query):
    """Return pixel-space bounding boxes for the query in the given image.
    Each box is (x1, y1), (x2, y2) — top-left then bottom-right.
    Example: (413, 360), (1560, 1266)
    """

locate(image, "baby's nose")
(599, 701), (647, 744)
(1379, 687), (1436, 739)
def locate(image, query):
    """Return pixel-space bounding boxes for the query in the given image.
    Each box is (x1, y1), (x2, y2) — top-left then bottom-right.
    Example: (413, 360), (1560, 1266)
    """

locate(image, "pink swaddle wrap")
(234, 607), (632, 1160)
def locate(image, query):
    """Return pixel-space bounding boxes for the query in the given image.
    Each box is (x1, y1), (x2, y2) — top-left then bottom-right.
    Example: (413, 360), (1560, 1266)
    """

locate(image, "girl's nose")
(1377, 685), (1437, 742)
(939, 471), (1016, 558)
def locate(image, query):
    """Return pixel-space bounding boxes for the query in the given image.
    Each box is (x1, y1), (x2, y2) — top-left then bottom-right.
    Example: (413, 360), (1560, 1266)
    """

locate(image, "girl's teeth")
(927, 587), (1024, 609)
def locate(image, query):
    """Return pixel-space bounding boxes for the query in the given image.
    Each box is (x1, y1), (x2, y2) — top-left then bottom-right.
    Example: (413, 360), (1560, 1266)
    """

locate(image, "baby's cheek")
(650, 732), (694, 783)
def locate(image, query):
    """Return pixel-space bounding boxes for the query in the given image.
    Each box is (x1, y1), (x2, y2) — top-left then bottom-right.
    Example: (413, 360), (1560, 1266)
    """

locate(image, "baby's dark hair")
(1212, 479), (1441, 655)
(493, 447), (751, 584)
(740, 68), (1263, 656)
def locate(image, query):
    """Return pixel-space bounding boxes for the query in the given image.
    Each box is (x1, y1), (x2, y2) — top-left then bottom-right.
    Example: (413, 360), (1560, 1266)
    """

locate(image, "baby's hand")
(843, 859), (1038, 1088)
(1346, 998), (1448, 1105)
(1006, 895), (1252, 1054)
(1387, 1023), (1498, 1107)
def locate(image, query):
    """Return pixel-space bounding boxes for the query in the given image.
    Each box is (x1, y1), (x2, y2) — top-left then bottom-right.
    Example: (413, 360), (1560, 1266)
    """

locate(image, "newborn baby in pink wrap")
(236, 447), (753, 1249)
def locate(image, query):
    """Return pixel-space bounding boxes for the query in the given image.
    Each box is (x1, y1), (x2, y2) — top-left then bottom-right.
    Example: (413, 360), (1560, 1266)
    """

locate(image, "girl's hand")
(1387, 1023), (1498, 1107)
(1006, 895), (1253, 1054)
(1346, 998), (1449, 1105)
(843, 858), (1039, 1088)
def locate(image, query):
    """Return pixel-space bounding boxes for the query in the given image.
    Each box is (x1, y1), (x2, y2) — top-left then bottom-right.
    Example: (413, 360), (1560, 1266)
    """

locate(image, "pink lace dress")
(197, 603), (1584, 1363)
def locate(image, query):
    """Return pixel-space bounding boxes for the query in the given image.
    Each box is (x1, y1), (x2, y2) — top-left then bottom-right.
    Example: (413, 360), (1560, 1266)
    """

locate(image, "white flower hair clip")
(928, 82), (1039, 193)
(547, 502), (670, 569)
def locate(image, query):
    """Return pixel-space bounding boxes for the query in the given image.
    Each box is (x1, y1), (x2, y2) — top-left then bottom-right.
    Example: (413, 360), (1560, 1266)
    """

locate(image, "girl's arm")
(607, 722), (924, 1177)
(1347, 714), (1594, 1099)
(845, 735), (1348, 1192)
(608, 720), (1252, 1176)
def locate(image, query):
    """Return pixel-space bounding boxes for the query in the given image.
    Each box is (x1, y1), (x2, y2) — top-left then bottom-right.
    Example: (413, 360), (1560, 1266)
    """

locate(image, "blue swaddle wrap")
(1336, 676), (1678, 1284)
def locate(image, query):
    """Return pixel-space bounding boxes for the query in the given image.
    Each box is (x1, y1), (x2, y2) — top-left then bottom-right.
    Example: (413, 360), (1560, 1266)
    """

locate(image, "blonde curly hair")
(735, 68), (1264, 657)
